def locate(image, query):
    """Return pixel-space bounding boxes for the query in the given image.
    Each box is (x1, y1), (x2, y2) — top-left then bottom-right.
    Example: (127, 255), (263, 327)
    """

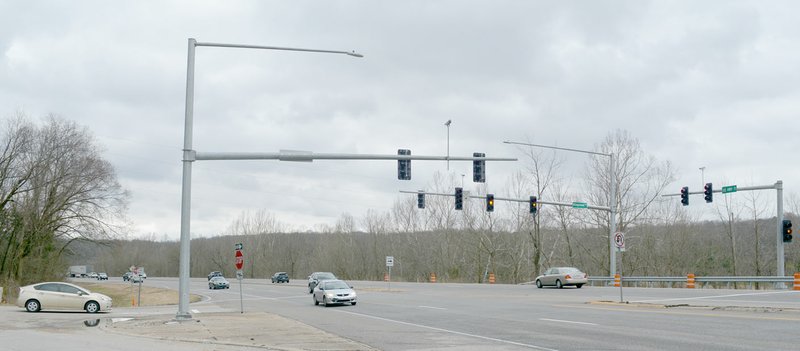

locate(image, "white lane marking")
(418, 305), (446, 310)
(635, 290), (798, 303)
(337, 310), (558, 351)
(539, 318), (597, 326)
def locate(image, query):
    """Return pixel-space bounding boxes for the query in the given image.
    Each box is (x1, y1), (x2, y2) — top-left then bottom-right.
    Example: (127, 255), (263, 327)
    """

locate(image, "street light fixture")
(178, 38), (362, 320)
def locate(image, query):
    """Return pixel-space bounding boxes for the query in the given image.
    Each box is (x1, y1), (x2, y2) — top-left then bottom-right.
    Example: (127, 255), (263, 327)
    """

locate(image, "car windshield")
(317, 273), (335, 280)
(324, 281), (350, 290)
(563, 268), (582, 274)
(211, 277), (226, 282)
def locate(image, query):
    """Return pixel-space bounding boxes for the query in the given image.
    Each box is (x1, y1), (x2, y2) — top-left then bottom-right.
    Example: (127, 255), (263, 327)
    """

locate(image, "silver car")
(312, 279), (357, 306)
(535, 267), (588, 289)
(17, 282), (112, 313)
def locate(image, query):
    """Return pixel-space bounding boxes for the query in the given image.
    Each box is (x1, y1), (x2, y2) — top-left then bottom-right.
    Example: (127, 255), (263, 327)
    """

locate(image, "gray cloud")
(2, 0), (798, 238)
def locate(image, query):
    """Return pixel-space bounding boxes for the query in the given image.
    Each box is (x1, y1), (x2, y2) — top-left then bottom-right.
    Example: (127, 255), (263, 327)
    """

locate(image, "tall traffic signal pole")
(180, 39), (364, 320)
(180, 39), (517, 320)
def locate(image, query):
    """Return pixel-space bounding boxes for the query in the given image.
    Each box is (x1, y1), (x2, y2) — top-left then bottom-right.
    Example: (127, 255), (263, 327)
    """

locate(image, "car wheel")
(576, 284), (583, 289)
(85, 301), (100, 313)
(323, 296), (328, 307)
(351, 301), (357, 306)
(556, 280), (563, 289)
(536, 280), (543, 288)
(309, 286), (314, 294)
(314, 296), (319, 305)
(25, 299), (41, 312)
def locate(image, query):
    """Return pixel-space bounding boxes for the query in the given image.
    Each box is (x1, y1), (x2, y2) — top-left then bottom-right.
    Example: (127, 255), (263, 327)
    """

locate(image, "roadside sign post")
(386, 256), (394, 291)
(235, 244), (244, 313)
(614, 233), (625, 302)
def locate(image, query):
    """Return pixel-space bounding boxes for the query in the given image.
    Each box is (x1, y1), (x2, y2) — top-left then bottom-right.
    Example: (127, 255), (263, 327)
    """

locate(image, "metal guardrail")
(588, 276), (794, 289)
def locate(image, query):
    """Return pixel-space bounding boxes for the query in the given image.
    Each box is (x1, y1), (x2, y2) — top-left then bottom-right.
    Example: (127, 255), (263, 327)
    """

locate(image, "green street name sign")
(572, 202), (588, 209)
(721, 185), (737, 194)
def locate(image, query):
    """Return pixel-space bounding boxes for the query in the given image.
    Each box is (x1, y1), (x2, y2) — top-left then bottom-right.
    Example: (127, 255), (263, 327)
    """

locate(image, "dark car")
(271, 272), (289, 283)
(308, 272), (337, 293)
(208, 276), (230, 289)
(208, 271), (223, 280)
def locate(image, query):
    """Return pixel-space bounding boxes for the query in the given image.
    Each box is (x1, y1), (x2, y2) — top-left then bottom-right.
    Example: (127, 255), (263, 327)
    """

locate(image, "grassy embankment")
(75, 282), (202, 308)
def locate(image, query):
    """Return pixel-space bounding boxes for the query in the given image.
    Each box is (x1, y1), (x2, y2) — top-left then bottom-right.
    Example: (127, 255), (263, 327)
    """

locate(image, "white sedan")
(17, 282), (112, 313)
(312, 279), (357, 306)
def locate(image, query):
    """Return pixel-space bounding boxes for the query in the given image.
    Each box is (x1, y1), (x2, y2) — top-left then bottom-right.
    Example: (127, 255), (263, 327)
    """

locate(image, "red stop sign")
(235, 249), (244, 270)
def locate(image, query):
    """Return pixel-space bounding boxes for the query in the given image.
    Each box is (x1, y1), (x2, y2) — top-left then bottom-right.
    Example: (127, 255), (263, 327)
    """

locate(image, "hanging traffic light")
(704, 183), (713, 203)
(417, 191), (425, 209)
(783, 219), (793, 243)
(680, 186), (689, 206)
(473, 152), (486, 183)
(397, 149), (411, 180)
(455, 187), (463, 210)
(529, 196), (538, 215)
(486, 194), (494, 212)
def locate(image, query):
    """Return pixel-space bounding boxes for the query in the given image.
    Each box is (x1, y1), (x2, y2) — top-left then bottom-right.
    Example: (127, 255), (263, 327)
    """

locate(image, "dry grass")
(75, 282), (202, 308)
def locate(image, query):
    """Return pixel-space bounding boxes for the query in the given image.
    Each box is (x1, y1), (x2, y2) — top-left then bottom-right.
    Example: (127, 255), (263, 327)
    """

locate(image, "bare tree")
(743, 189), (768, 277)
(715, 192), (744, 276)
(585, 129), (675, 274)
(513, 143), (562, 276)
(1, 115), (128, 292)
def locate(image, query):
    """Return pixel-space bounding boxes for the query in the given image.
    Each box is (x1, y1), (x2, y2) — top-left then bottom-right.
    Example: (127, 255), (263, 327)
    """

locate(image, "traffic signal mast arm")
(193, 150), (517, 162)
(661, 183), (777, 197)
(399, 191), (611, 212)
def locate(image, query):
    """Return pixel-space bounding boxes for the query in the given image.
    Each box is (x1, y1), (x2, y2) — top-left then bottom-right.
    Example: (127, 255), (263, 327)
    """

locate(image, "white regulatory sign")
(386, 256), (394, 267)
(614, 232), (625, 249)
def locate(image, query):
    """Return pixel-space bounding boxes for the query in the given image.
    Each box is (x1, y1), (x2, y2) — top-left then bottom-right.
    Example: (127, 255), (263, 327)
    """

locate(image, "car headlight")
(326, 293), (335, 298)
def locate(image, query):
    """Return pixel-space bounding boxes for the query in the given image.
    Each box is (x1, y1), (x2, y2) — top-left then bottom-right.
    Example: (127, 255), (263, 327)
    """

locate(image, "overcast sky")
(2, 1), (799, 240)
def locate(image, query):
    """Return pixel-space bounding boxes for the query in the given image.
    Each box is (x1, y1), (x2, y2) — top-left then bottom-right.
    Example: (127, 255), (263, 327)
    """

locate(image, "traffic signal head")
(397, 149), (411, 180)
(704, 183), (713, 203)
(486, 194), (494, 212)
(473, 152), (486, 183)
(417, 191), (425, 209)
(680, 186), (689, 206)
(783, 219), (793, 243)
(529, 196), (538, 214)
(455, 187), (463, 210)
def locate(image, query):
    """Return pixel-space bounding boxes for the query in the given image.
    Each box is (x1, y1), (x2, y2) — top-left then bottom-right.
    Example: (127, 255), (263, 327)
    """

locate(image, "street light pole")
(445, 120), (452, 170)
(699, 166), (706, 184)
(503, 140), (618, 276)
(177, 38), (363, 320)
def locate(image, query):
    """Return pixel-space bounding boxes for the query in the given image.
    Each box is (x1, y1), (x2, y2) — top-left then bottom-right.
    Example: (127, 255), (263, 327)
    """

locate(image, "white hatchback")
(17, 282), (112, 313)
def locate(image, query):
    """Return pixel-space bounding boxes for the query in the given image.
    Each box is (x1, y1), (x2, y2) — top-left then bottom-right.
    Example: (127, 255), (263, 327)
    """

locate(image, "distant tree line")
(71, 129), (799, 285)
(4, 116), (797, 301)
(0, 114), (128, 301)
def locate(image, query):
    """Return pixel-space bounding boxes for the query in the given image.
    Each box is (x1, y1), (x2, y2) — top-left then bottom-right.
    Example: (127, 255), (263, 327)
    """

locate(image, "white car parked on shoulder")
(17, 282), (112, 313)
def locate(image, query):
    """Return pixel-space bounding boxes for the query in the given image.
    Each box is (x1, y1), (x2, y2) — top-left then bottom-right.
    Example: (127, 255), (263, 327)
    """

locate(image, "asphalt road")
(172, 277), (800, 350)
(5, 277), (800, 350)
